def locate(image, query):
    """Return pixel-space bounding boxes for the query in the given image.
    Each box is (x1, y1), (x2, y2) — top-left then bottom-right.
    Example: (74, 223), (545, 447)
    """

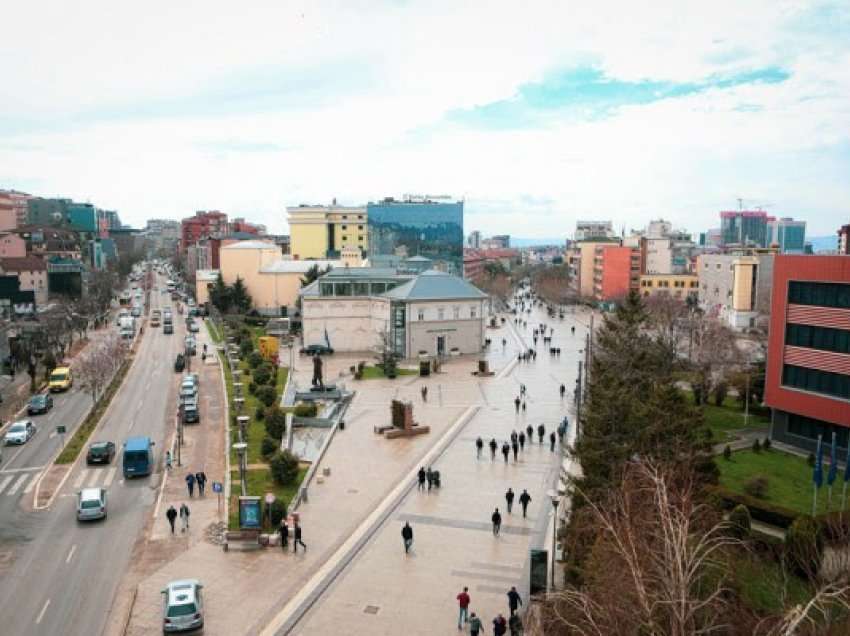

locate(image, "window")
(341, 225), (347, 230)
(358, 235), (364, 241)
(787, 412), (849, 448)
(470, 306), (477, 319)
(370, 282), (386, 294)
(320, 282), (334, 296)
(341, 235), (347, 241)
(782, 364), (850, 400)
(353, 282), (369, 296)
(358, 215), (363, 219)
(418, 309), (424, 320)
(786, 324), (850, 354)
(716, 264), (722, 270)
(788, 282), (850, 309)
(437, 307), (445, 320)
(453, 306), (460, 319)
(335, 282), (352, 296)
(342, 215), (348, 219)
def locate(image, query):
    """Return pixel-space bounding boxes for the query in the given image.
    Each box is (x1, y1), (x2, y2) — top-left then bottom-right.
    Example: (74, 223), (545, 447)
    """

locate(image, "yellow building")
(639, 274), (699, 299)
(195, 269), (219, 306)
(287, 204), (367, 260)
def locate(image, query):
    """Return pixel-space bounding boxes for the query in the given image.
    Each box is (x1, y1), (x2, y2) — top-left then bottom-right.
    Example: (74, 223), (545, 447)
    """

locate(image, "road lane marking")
(7, 474), (28, 496)
(35, 599), (50, 624)
(0, 465), (45, 474)
(73, 470), (87, 490)
(23, 472), (39, 494)
(66, 544), (77, 564)
(87, 470), (102, 488)
(103, 467), (117, 488)
(0, 475), (12, 495)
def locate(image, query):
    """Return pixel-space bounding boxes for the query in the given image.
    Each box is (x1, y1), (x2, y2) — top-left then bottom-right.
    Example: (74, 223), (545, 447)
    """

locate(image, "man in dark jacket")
(501, 442), (510, 463)
(537, 424), (545, 444)
(505, 488), (515, 513)
(279, 519), (288, 550)
(476, 437), (484, 459)
(518, 431), (526, 451)
(525, 424), (533, 441)
(519, 490), (532, 518)
(418, 467), (426, 491)
(507, 586), (523, 616)
(549, 431), (556, 452)
(185, 472), (195, 497)
(166, 505), (178, 534)
(489, 438), (498, 461)
(493, 613), (507, 636)
(293, 522), (306, 553)
(402, 522), (413, 554)
(491, 508), (502, 536)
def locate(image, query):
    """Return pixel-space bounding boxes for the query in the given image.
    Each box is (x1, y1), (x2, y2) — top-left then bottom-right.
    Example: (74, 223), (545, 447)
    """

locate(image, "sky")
(1, 0), (848, 238)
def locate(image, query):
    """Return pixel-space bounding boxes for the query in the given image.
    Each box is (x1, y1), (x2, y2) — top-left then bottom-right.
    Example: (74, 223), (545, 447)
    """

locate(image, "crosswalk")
(71, 467), (118, 491)
(0, 466), (119, 498)
(0, 469), (42, 497)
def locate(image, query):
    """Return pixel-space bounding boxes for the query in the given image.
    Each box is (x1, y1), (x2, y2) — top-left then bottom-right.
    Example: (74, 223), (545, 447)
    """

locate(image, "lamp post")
(547, 489), (562, 592)
(233, 442), (248, 496)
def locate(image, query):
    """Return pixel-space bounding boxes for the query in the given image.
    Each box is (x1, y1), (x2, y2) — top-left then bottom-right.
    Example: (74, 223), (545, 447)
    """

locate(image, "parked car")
(162, 579), (204, 633)
(179, 385), (197, 403)
(164, 322), (174, 334)
(184, 337), (196, 355)
(28, 393), (54, 415)
(131, 306), (142, 317)
(174, 354), (185, 372)
(188, 322), (199, 333)
(4, 420), (36, 445)
(300, 344), (334, 356)
(181, 398), (200, 424)
(86, 441), (116, 465)
(77, 487), (107, 521)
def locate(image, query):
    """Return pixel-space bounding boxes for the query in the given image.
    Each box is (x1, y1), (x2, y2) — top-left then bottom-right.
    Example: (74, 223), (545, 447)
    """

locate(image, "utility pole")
(575, 360), (583, 439)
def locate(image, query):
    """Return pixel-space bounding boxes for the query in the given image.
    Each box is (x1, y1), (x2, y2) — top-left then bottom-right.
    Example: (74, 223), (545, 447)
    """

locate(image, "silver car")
(162, 579), (204, 632)
(4, 420), (36, 445)
(77, 487), (107, 521)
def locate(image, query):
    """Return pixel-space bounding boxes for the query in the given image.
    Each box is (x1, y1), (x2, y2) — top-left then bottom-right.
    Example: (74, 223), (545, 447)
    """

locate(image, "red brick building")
(765, 255), (850, 452)
(180, 210), (228, 252)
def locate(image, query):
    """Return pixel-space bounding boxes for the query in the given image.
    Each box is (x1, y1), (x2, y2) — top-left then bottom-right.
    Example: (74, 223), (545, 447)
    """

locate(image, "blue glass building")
(366, 197), (464, 276)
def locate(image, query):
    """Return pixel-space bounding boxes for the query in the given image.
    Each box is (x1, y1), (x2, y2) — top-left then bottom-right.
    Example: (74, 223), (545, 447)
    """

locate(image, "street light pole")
(547, 490), (562, 592)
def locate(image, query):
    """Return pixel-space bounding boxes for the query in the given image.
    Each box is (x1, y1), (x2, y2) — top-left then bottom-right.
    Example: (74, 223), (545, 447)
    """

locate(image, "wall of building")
(0, 233), (26, 258)
(595, 246), (635, 301)
(302, 296), (390, 352)
(254, 271), (303, 314)
(289, 212), (330, 259)
(644, 237), (672, 274)
(15, 268), (48, 306)
(405, 299), (484, 357)
(578, 242), (606, 297)
(219, 244), (282, 308)
(639, 274), (699, 299)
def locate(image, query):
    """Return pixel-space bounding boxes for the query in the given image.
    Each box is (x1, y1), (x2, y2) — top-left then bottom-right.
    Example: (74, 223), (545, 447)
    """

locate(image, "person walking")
(185, 472), (195, 497)
(469, 612), (483, 636)
(426, 467), (434, 492)
(537, 424), (545, 445)
(507, 586), (523, 616)
(456, 586), (471, 629)
(293, 522), (307, 553)
(489, 438), (497, 461)
(514, 397), (520, 413)
(491, 508), (502, 536)
(476, 437), (484, 459)
(511, 439), (519, 462)
(505, 488), (515, 514)
(559, 383), (565, 398)
(525, 424), (533, 440)
(510, 430), (518, 445)
(493, 613), (507, 636)
(402, 522), (414, 554)
(279, 518), (289, 551)
(519, 490), (531, 518)
(421, 385), (428, 402)
(165, 450), (172, 471)
(518, 431), (525, 451)
(179, 503), (190, 532)
(418, 466), (426, 491)
(196, 471), (207, 496)
(521, 401), (526, 413)
(166, 505), (177, 534)
(501, 442), (510, 464)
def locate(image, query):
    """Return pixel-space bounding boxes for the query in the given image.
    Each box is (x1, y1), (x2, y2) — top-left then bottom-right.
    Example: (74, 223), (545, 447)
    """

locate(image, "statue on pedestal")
(311, 355), (324, 389)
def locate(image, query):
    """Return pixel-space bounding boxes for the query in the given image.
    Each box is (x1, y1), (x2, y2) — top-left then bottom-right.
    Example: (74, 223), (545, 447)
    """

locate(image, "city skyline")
(1, 1), (848, 236)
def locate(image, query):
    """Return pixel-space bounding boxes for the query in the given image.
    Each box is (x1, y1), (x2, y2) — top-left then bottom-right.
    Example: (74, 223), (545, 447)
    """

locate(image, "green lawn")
(228, 466), (307, 530)
(731, 552), (813, 614)
(227, 364), (287, 465)
(718, 449), (843, 516)
(360, 365), (417, 379)
(684, 391), (769, 443)
(205, 320), (222, 344)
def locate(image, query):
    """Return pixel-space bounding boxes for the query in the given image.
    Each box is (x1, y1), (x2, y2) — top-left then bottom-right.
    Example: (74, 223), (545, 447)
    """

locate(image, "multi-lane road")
(0, 277), (190, 635)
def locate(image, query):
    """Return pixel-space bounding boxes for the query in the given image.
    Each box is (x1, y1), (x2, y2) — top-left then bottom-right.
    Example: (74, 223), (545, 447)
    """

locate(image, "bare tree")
(689, 316), (741, 405)
(73, 334), (128, 402)
(533, 265), (576, 307)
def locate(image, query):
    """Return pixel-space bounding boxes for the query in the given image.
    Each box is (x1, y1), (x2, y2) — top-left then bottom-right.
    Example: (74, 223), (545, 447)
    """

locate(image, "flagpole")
(813, 434), (823, 517)
(844, 442), (850, 511)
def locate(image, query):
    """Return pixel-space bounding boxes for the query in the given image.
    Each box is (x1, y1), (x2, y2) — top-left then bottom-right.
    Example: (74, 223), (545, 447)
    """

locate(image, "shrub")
(256, 385), (277, 407)
(255, 406), (265, 421)
(357, 361), (366, 372)
(713, 381), (728, 407)
(763, 437), (771, 451)
(265, 407), (287, 439)
(709, 486), (798, 528)
(248, 382), (257, 395)
(743, 475), (769, 499)
(240, 339), (254, 358)
(807, 452), (815, 467)
(723, 445), (732, 461)
(728, 504), (751, 539)
(252, 366), (272, 386)
(752, 438), (762, 453)
(293, 402), (317, 418)
(786, 516), (822, 579)
(269, 498), (288, 527)
(247, 351), (263, 368)
(354, 371), (362, 380)
(270, 450), (300, 486)
(260, 436), (278, 459)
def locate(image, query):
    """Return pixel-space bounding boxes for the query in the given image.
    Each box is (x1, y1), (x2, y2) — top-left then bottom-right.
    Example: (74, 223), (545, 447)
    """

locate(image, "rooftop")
(383, 270), (487, 301)
(260, 259), (342, 274)
(220, 240), (279, 250)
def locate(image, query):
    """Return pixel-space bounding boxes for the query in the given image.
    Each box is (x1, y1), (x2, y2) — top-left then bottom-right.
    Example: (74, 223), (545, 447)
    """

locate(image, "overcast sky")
(1, 1), (848, 237)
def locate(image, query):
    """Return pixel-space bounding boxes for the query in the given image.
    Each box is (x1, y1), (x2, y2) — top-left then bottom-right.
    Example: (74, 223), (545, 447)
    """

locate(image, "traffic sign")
(212, 481), (223, 493)
(56, 425), (66, 434)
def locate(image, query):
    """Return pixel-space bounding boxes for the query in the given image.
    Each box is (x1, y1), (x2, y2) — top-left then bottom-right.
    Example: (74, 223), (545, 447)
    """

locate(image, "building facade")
(180, 210), (228, 252)
(0, 256), (48, 306)
(838, 224), (850, 255)
(575, 221), (615, 242)
(639, 274), (699, 300)
(697, 252), (775, 330)
(367, 196), (463, 276)
(766, 255), (850, 453)
(767, 217), (806, 253)
(593, 245), (640, 302)
(287, 204), (367, 260)
(720, 210), (768, 247)
(467, 230), (482, 249)
(0, 190), (32, 228)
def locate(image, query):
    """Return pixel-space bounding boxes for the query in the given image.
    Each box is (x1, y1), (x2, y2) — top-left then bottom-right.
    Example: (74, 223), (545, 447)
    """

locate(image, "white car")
(4, 420), (36, 445)
(76, 487), (107, 521)
(162, 579), (204, 633)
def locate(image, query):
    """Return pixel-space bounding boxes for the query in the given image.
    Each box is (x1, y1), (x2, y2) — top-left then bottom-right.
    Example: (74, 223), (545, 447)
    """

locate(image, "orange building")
(593, 245), (641, 302)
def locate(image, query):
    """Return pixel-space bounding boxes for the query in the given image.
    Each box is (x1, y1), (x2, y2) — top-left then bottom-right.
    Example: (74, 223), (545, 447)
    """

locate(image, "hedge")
(709, 485), (798, 529)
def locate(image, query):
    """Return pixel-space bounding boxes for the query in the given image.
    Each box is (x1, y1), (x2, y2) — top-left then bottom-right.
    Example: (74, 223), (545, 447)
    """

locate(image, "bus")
(122, 436), (155, 478)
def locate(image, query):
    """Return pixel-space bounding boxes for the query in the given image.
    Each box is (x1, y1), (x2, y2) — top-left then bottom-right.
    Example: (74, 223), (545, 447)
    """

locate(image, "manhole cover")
(347, 489), (359, 494)
(363, 605), (380, 615)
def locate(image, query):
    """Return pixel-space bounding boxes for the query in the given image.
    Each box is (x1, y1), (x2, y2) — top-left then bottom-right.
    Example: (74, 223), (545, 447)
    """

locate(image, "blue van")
(123, 436), (155, 478)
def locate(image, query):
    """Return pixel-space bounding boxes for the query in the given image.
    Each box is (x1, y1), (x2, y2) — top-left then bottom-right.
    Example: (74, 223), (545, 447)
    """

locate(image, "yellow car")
(49, 366), (73, 392)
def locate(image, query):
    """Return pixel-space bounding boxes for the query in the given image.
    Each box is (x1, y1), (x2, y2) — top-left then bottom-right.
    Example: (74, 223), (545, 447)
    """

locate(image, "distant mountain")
(509, 237), (565, 248)
(808, 235), (838, 253)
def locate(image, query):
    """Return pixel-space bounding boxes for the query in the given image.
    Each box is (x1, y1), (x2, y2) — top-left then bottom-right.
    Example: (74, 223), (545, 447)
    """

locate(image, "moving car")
(188, 322), (199, 333)
(76, 487), (107, 521)
(184, 336), (196, 356)
(86, 441), (116, 465)
(4, 420), (36, 445)
(49, 366), (73, 392)
(131, 305), (142, 318)
(162, 579), (204, 633)
(28, 393), (54, 415)
(174, 354), (185, 372)
(164, 323), (174, 335)
(300, 344), (334, 356)
(122, 436), (155, 478)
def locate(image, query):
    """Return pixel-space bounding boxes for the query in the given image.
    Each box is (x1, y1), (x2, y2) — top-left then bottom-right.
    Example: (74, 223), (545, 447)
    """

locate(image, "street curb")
(258, 404), (480, 636)
(32, 335), (143, 510)
(209, 320), (232, 527)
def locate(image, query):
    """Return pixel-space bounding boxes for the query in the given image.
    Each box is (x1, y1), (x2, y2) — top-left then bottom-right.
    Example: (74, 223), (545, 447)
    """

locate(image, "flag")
(813, 435), (824, 489)
(828, 432), (838, 487)
(844, 442), (850, 483)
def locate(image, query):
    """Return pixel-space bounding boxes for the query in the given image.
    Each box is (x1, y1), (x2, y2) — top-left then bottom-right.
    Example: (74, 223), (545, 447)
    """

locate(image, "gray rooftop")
(323, 267), (407, 279)
(382, 270), (487, 301)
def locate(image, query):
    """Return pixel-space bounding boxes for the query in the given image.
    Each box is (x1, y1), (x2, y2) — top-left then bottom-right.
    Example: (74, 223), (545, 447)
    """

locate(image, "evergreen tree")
(230, 276), (252, 313)
(209, 272), (232, 312)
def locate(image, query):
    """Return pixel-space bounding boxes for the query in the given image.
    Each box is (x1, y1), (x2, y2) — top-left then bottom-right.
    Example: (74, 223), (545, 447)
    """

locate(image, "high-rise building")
(287, 203), (367, 260)
(0, 189), (32, 229)
(765, 255), (850, 453)
(575, 220), (615, 242)
(489, 235), (510, 249)
(838, 224), (850, 255)
(367, 196), (463, 276)
(720, 210), (768, 247)
(766, 217), (806, 253)
(592, 245), (641, 302)
(467, 230), (482, 249)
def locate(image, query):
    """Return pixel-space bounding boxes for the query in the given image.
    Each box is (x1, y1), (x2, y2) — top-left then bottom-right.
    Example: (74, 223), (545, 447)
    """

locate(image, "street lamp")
(233, 442), (248, 497)
(547, 489), (563, 592)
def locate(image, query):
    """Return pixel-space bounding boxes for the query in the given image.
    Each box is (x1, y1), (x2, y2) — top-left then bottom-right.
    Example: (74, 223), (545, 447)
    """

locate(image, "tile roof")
(0, 256), (47, 271)
(382, 270), (487, 301)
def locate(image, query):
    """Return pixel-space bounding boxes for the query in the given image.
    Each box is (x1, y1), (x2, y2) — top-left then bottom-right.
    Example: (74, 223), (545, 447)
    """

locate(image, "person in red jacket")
(456, 586), (470, 629)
